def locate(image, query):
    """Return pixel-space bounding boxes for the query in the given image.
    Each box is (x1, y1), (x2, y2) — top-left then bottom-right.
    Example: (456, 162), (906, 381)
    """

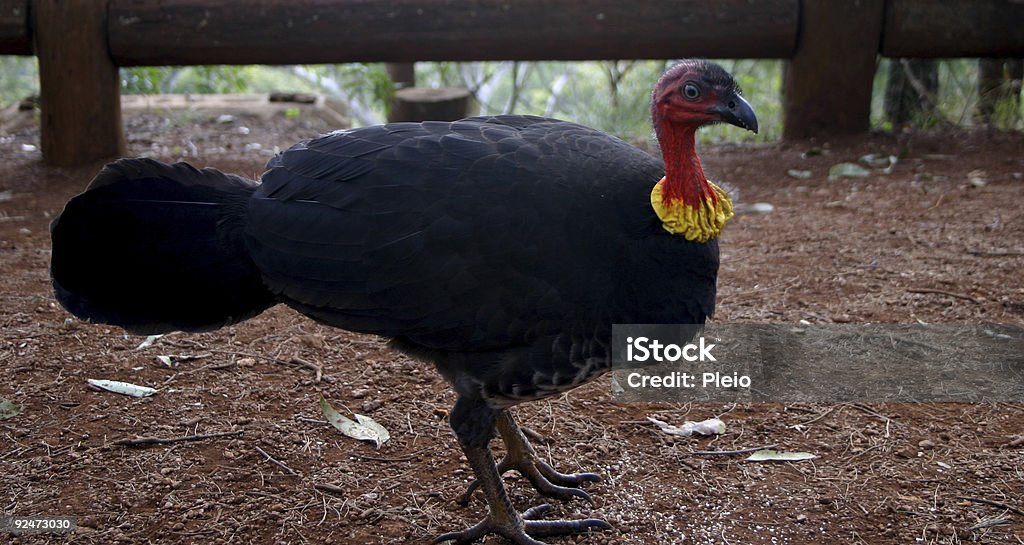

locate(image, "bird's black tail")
(50, 158), (276, 334)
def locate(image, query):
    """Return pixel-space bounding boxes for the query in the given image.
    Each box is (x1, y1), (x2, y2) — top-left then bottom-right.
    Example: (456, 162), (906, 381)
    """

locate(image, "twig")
(290, 357), (323, 383)
(160, 359), (237, 386)
(969, 516), (1012, 531)
(795, 405), (840, 427)
(692, 443), (778, 456)
(113, 430), (243, 447)
(907, 288), (981, 303)
(255, 446), (298, 476)
(207, 349), (322, 382)
(851, 403), (897, 424)
(968, 250), (1024, 257)
(957, 496), (1024, 517)
(314, 483), (347, 496)
(351, 448), (432, 463)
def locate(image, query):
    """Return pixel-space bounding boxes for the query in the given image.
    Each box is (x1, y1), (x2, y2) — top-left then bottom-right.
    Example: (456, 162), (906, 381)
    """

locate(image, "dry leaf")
(319, 394), (389, 448)
(87, 379), (158, 397)
(647, 416), (725, 437)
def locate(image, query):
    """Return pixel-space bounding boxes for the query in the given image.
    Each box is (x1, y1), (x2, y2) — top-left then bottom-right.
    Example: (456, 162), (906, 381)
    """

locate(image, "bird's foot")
(460, 412), (602, 505)
(459, 453), (601, 505)
(433, 504), (610, 545)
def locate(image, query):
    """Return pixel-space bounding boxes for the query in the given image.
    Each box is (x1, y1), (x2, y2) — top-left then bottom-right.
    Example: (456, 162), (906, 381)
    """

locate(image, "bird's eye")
(682, 83), (701, 100)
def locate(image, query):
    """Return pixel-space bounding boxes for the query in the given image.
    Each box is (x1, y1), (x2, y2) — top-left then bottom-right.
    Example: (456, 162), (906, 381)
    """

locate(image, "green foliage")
(121, 67), (174, 94)
(328, 63), (395, 115)
(873, 58), (1023, 131)
(415, 60), (777, 143)
(0, 56), (39, 107)
(120, 65), (322, 96)
(2, 56), (1021, 138)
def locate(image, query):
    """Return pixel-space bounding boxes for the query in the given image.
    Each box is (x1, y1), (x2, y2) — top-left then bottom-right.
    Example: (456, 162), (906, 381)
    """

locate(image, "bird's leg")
(459, 411), (601, 505)
(435, 398), (610, 545)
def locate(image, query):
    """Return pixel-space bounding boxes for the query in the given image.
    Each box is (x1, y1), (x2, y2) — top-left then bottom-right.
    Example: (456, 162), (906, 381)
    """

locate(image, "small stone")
(918, 439), (936, 449)
(360, 400), (382, 412)
(795, 514), (808, 524)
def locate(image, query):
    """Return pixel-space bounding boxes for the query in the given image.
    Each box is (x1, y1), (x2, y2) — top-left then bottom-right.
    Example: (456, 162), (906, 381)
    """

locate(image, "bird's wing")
(245, 116), (669, 350)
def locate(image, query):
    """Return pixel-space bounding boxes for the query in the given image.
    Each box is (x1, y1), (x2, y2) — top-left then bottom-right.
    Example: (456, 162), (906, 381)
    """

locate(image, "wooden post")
(388, 87), (474, 122)
(386, 63), (416, 89)
(35, 0), (126, 166)
(782, 0), (885, 139)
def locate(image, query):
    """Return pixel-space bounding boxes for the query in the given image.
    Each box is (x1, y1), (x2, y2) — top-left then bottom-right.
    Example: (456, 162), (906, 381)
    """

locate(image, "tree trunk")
(884, 59), (938, 127)
(35, 0), (125, 165)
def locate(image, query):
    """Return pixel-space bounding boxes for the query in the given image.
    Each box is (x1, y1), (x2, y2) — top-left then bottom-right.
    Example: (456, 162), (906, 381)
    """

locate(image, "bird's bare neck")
(656, 123), (717, 207)
(649, 120), (734, 242)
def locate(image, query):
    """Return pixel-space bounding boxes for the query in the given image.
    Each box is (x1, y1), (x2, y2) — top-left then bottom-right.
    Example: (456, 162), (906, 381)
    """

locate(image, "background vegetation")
(1, 57), (1021, 142)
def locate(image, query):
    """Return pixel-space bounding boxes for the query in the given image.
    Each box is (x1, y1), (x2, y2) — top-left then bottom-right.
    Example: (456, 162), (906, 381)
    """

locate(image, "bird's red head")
(651, 60), (757, 133)
(646, 61), (756, 241)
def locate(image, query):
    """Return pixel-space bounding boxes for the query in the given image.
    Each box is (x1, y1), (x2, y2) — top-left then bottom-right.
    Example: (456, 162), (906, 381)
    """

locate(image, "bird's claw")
(459, 456), (601, 505)
(433, 504), (610, 545)
(535, 459), (602, 488)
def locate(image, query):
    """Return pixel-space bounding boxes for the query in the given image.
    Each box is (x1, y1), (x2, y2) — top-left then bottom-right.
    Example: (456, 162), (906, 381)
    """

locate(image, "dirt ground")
(1, 110), (1022, 545)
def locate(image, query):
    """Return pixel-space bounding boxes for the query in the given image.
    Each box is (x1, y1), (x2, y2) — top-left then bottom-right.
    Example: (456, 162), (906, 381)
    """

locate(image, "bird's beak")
(709, 92), (758, 134)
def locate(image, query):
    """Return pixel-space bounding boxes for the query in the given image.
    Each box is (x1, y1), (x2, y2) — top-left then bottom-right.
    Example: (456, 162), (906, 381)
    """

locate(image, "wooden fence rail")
(0, 0), (1022, 165)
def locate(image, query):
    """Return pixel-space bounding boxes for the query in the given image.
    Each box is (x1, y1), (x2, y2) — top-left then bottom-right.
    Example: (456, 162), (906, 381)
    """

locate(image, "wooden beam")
(883, 0), (1024, 58)
(35, 0), (126, 166)
(108, 0), (799, 66)
(783, 0), (885, 139)
(0, 0), (30, 55)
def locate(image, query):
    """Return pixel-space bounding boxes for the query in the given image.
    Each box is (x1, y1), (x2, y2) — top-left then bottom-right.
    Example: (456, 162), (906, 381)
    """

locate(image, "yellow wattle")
(650, 177), (734, 242)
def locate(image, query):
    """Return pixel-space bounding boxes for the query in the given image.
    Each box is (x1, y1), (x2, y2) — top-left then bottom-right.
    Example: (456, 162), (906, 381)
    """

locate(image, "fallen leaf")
(319, 394), (389, 448)
(647, 416), (725, 437)
(87, 379), (158, 398)
(786, 169), (812, 179)
(0, 399), (21, 420)
(967, 169), (988, 187)
(746, 449), (817, 462)
(136, 335), (163, 350)
(860, 153), (898, 174)
(741, 202), (775, 214)
(828, 162), (871, 179)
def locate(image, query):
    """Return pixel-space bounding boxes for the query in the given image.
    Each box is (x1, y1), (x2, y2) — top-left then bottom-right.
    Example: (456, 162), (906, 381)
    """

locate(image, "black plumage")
(51, 61), (756, 544)
(251, 117), (717, 348)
